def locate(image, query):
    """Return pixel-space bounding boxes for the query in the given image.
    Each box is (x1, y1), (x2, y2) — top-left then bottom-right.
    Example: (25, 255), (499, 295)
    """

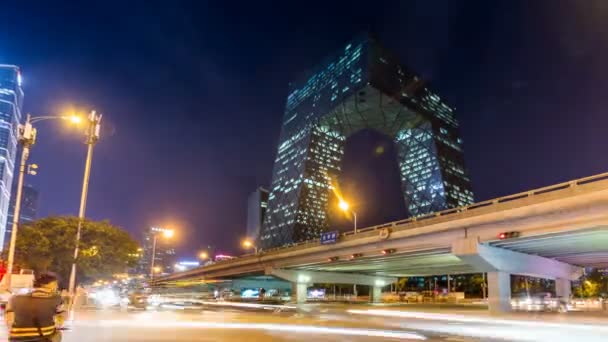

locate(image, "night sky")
(1, 1), (608, 258)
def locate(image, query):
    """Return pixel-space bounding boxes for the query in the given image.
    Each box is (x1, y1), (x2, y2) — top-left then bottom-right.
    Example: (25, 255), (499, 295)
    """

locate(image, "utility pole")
(68, 111), (102, 297)
(482, 272), (487, 299)
(150, 234), (159, 279)
(447, 274), (451, 294)
(5, 114), (36, 288)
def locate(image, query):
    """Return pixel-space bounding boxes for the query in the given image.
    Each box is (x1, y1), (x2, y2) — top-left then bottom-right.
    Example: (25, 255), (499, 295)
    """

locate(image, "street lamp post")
(5, 114), (36, 288)
(150, 235), (159, 279)
(338, 199), (358, 234)
(149, 228), (174, 279)
(68, 111), (102, 298)
(5, 114), (81, 289)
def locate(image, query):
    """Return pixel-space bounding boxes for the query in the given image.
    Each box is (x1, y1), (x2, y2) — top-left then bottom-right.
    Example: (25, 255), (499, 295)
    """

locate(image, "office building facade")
(260, 34), (474, 249)
(5, 183), (38, 248)
(0, 65), (23, 249)
(246, 187), (269, 242)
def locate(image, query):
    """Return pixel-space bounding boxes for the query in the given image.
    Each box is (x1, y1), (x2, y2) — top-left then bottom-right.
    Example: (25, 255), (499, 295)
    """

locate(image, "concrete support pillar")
(487, 271), (511, 313)
(370, 286), (382, 303)
(447, 275), (451, 293)
(555, 278), (572, 299)
(292, 283), (307, 304)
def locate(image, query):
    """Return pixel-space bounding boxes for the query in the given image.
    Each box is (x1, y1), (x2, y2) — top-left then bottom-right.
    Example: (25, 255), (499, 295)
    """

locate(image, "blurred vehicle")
(89, 288), (121, 308)
(3, 270), (35, 291)
(0, 269), (35, 308)
(218, 289), (236, 300)
(307, 288), (325, 300)
(241, 288), (260, 299)
(158, 300), (204, 310)
(511, 293), (569, 312)
(127, 292), (148, 310)
(0, 288), (11, 309)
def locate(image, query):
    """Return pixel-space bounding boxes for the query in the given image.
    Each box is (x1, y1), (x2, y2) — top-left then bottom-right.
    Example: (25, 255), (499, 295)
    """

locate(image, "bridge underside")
(157, 227), (607, 286)
(490, 227), (608, 268)
(284, 227), (607, 276)
(290, 248), (476, 277)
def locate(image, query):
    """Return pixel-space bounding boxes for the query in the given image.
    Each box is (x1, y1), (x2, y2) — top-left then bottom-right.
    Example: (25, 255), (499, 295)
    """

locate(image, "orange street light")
(198, 251), (209, 260)
(338, 199), (349, 211)
(67, 115), (82, 124)
(338, 199), (358, 234)
(242, 239), (258, 254)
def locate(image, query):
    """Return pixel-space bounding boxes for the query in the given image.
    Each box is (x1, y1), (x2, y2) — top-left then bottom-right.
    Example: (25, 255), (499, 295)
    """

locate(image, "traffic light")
(498, 231), (520, 240)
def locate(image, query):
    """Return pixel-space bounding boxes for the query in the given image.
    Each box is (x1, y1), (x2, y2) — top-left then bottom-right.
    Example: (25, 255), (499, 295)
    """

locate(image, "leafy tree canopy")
(13, 216), (139, 286)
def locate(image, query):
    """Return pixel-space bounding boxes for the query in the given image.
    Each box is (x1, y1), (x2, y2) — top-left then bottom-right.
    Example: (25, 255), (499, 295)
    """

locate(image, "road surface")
(2, 303), (607, 341)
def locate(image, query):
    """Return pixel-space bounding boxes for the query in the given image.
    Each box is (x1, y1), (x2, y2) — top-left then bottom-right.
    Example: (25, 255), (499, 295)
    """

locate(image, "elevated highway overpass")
(154, 172), (608, 311)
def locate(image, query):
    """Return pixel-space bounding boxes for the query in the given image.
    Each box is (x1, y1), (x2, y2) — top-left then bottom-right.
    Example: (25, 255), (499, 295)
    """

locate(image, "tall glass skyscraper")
(0, 65), (23, 249)
(260, 34), (474, 249)
(5, 184), (39, 249)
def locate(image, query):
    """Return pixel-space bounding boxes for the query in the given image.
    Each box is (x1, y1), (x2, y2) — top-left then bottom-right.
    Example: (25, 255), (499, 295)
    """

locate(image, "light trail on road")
(199, 301), (297, 310)
(348, 309), (608, 332)
(347, 309), (608, 342)
(73, 319), (427, 340)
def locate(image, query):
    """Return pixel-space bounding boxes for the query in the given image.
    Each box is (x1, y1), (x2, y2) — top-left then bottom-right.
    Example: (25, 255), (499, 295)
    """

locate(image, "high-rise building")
(260, 34), (474, 249)
(5, 183), (39, 247)
(138, 227), (177, 275)
(0, 65), (24, 249)
(246, 187), (269, 242)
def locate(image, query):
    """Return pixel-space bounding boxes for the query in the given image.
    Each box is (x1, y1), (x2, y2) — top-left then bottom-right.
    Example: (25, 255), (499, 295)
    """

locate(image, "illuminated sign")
(320, 231), (339, 245)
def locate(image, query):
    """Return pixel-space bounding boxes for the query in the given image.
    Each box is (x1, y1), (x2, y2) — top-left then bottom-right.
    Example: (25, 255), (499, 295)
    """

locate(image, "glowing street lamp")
(68, 115), (82, 124)
(338, 199), (358, 234)
(198, 251), (209, 260)
(242, 239), (258, 254)
(338, 200), (349, 211)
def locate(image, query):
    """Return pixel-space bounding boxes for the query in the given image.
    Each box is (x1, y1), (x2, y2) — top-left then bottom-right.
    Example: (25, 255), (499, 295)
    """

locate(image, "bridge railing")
(342, 171), (608, 236)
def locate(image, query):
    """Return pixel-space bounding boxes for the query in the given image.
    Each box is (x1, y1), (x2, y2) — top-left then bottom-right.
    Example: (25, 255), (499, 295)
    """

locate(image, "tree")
(395, 277), (409, 292)
(573, 269), (606, 298)
(13, 216), (139, 286)
(574, 280), (600, 298)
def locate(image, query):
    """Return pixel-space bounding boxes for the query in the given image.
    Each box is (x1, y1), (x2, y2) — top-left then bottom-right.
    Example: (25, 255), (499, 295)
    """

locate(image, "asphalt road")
(61, 307), (442, 342)
(2, 303), (607, 341)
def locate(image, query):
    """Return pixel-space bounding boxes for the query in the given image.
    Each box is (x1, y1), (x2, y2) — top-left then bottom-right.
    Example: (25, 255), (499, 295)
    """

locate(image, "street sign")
(320, 231), (339, 245)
